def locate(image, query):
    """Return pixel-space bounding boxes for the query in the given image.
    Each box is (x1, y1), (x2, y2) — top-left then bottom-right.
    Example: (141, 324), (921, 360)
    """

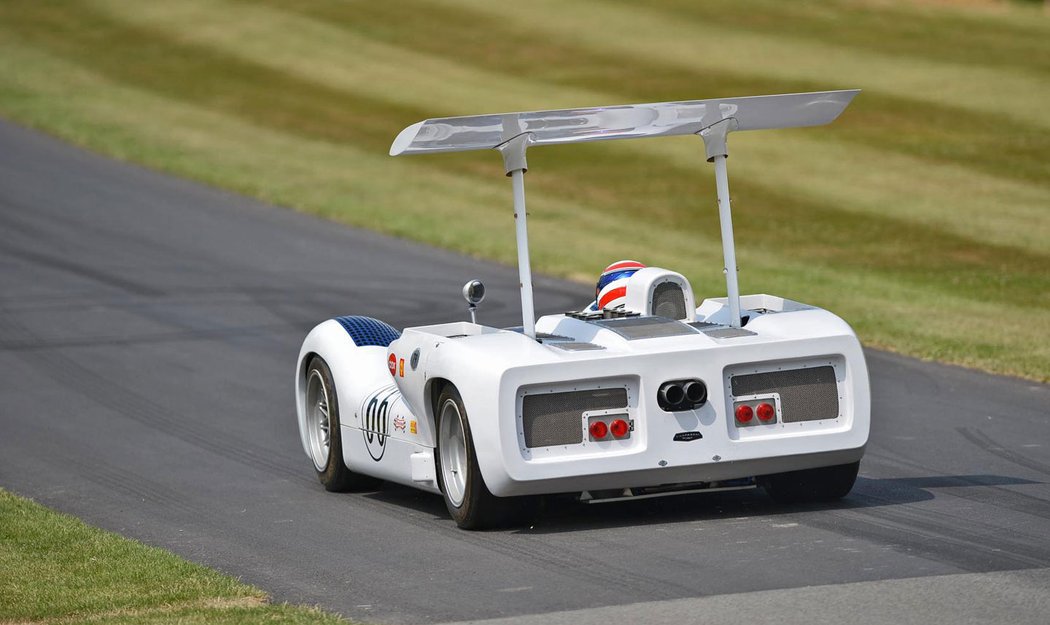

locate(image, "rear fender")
(296, 318), (438, 491)
(296, 319), (395, 458)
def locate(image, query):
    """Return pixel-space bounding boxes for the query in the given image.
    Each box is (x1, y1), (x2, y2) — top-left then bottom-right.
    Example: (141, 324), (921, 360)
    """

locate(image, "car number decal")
(362, 385), (399, 461)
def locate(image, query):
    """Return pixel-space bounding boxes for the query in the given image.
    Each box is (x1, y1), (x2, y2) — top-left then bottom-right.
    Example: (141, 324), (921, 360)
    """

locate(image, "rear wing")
(390, 90), (858, 156)
(390, 90), (859, 337)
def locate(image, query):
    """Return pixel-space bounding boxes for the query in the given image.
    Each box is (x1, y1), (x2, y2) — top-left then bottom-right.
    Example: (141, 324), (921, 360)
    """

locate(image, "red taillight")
(610, 419), (630, 438)
(735, 404), (753, 423)
(756, 402), (775, 422)
(589, 420), (608, 439)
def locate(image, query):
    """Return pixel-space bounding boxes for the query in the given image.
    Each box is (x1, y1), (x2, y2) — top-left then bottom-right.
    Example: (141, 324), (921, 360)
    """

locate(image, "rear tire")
(760, 461), (860, 504)
(435, 385), (532, 529)
(305, 356), (381, 492)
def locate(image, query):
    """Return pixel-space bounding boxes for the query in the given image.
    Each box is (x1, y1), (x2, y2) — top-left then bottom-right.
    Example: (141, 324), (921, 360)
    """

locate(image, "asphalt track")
(1, 119), (1049, 625)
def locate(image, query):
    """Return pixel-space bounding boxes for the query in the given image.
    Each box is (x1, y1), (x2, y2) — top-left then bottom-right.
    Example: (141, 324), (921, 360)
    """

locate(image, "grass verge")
(0, 489), (347, 624)
(0, 0), (1046, 380)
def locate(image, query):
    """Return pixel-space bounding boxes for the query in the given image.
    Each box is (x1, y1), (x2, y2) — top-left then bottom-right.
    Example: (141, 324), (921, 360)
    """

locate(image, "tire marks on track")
(826, 452), (1050, 571)
(0, 322), (299, 351)
(0, 314), (314, 489)
(958, 427), (1050, 477)
(340, 488), (694, 601)
(841, 496), (1049, 570)
(866, 448), (1050, 521)
(65, 456), (202, 519)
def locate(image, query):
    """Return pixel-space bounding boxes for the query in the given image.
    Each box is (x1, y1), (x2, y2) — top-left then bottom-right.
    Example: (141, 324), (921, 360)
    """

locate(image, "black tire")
(305, 356), (381, 492)
(434, 385), (534, 530)
(760, 461), (860, 504)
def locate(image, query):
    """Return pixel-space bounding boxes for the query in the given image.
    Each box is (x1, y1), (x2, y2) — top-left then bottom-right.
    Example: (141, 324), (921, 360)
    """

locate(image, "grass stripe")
(616, 0), (1050, 75)
(437, 0), (1050, 131)
(89, 0), (1050, 256)
(253, 0), (1050, 186)
(83, 0), (603, 123)
(0, 1), (426, 152)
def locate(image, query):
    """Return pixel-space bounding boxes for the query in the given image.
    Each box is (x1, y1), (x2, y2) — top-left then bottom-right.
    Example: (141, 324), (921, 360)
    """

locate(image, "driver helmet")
(590, 260), (646, 311)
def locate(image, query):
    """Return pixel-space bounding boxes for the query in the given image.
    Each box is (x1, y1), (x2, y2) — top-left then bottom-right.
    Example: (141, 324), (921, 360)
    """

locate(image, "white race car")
(296, 90), (870, 529)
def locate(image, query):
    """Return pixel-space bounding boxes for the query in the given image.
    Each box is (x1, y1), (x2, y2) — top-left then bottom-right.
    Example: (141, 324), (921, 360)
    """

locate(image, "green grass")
(0, 0), (1046, 380)
(0, 489), (347, 624)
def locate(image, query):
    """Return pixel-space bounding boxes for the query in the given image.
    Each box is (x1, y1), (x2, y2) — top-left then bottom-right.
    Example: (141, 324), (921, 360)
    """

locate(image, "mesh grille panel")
(705, 327), (756, 338)
(652, 282), (687, 320)
(522, 388), (627, 447)
(592, 317), (698, 340)
(731, 366), (838, 422)
(333, 316), (401, 347)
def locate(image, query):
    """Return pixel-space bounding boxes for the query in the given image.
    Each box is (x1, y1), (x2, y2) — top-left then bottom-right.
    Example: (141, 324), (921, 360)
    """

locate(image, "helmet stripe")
(602, 260), (646, 274)
(597, 286), (628, 310)
(597, 268), (645, 293)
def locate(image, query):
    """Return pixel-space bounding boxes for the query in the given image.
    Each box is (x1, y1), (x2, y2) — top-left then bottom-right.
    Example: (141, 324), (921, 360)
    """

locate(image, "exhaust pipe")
(658, 379), (707, 412)
(683, 380), (707, 406)
(658, 382), (685, 411)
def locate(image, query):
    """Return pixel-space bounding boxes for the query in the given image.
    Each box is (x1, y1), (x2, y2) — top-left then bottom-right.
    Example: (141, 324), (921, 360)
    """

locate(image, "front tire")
(304, 356), (380, 492)
(435, 386), (529, 529)
(760, 461), (860, 504)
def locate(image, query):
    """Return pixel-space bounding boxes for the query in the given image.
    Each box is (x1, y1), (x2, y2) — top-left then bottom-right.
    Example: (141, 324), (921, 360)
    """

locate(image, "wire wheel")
(305, 368), (332, 472)
(438, 397), (468, 508)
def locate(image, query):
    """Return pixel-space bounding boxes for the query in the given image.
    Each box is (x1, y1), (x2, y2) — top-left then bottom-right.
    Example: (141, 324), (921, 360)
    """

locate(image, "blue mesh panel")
(333, 316), (401, 347)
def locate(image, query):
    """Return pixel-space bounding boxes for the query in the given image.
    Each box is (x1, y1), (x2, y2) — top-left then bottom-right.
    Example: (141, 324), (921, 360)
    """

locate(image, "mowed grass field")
(0, 0), (1047, 380)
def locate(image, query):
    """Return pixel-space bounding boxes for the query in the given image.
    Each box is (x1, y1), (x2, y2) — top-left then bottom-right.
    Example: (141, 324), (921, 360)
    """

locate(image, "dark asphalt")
(1, 119), (1048, 624)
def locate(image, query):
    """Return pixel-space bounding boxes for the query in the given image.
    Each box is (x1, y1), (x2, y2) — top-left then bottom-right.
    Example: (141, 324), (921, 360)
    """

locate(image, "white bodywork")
(296, 288), (870, 497)
(296, 90), (870, 501)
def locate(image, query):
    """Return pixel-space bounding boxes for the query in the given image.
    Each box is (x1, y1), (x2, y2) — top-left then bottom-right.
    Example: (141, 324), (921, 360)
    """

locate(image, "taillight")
(757, 402), (775, 422)
(589, 420), (608, 440)
(610, 419), (630, 438)
(735, 404), (753, 423)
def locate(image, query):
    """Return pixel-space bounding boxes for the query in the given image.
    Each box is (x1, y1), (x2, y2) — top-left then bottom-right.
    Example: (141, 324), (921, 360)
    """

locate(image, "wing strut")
(496, 133), (537, 338)
(701, 118), (743, 327)
(389, 90), (860, 336)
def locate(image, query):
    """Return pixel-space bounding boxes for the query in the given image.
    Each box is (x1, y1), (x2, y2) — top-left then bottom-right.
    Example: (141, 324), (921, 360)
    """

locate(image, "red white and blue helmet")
(590, 260), (646, 311)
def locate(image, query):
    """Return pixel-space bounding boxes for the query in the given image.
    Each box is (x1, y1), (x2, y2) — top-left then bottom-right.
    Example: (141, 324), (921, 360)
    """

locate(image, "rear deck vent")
(549, 342), (605, 351)
(705, 327), (757, 339)
(591, 317), (698, 340)
(522, 388), (627, 448)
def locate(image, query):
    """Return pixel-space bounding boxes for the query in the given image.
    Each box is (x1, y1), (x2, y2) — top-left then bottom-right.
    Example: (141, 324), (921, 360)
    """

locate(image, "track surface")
(1, 120), (1048, 624)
